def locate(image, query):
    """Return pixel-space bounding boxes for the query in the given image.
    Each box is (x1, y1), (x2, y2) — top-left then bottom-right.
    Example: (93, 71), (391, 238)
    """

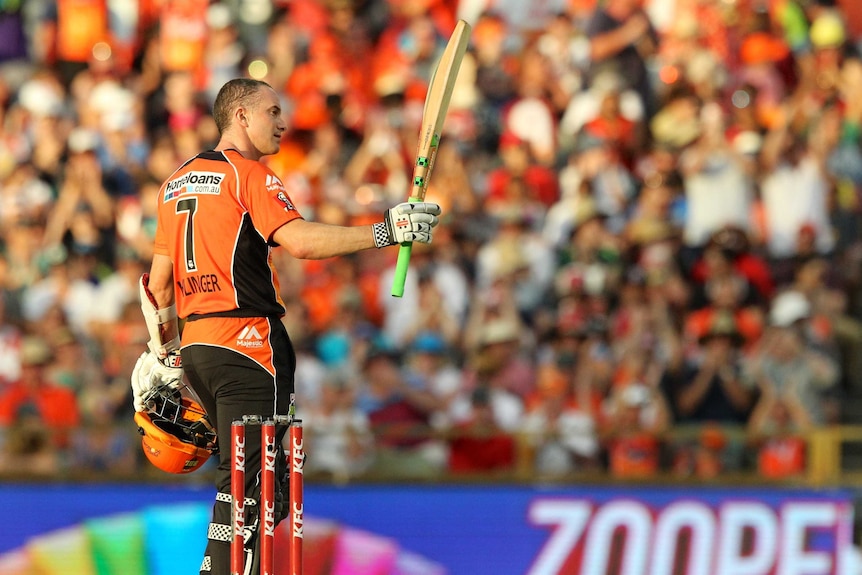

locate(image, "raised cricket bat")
(391, 19), (471, 298)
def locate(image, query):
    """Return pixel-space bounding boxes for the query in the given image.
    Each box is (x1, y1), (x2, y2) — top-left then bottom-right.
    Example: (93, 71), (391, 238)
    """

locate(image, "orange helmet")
(134, 383), (218, 474)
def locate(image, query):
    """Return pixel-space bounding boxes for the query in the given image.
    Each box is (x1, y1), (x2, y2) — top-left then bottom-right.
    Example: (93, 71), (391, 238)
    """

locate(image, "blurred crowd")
(1, 0), (862, 483)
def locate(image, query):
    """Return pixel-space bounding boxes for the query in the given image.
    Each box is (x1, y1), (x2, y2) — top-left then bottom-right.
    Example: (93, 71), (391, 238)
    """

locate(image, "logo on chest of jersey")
(164, 171), (224, 200)
(237, 325), (264, 348)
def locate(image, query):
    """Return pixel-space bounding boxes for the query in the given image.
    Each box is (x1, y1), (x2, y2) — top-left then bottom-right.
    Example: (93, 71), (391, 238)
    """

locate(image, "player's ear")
(236, 107), (249, 128)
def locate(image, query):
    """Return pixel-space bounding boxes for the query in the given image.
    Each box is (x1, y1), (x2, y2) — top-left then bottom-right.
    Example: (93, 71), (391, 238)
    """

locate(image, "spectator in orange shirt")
(37, 0), (110, 85)
(747, 373), (811, 479)
(158, 0), (209, 75)
(600, 382), (671, 478)
(0, 336), (81, 451)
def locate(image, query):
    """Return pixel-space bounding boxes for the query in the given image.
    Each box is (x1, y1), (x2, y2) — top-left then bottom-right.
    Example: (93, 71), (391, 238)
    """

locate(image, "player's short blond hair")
(213, 79), (273, 135)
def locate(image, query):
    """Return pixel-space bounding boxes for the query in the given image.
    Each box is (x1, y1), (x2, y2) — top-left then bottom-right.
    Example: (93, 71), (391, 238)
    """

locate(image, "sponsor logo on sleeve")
(274, 190), (295, 212)
(164, 171), (224, 201)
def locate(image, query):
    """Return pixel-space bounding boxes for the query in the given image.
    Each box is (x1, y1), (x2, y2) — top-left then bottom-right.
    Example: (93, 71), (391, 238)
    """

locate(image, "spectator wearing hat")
(607, 267), (682, 387)
(667, 311), (755, 425)
(743, 290), (839, 425)
(461, 312), (532, 431)
(624, 182), (681, 284)
(599, 381), (671, 478)
(560, 72), (644, 168)
(649, 84), (702, 151)
(474, 205), (555, 318)
(807, 9), (850, 102)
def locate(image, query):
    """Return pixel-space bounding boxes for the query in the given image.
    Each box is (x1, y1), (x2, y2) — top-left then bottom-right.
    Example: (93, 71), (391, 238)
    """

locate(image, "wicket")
(231, 414), (304, 575)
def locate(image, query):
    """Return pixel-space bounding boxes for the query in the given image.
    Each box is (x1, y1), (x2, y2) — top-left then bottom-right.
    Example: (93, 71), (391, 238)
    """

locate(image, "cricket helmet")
(134, 382), (218, 474)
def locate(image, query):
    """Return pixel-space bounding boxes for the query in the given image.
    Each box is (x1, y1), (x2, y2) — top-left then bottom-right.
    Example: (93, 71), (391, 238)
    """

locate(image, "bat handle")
(390, 194), (423, 297)
(391, 241), (413, 298)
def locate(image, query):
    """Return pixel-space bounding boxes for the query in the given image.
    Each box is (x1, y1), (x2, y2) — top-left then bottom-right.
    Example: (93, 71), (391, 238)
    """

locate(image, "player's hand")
(131, 350), (184, 412)
(374, 202), (442, 248)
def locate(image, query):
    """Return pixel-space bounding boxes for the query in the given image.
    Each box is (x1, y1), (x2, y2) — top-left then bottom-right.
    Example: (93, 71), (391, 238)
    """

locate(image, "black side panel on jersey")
(233, 213), (284, 316)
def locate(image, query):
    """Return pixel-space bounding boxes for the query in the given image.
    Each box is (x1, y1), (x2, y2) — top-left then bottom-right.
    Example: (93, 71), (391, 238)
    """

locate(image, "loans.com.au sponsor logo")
(237, 325), (264, 348)
(164, 171), (224, 201)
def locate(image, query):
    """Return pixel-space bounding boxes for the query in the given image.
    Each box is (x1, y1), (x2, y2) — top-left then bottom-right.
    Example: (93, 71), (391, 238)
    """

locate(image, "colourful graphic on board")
(0, 503), (445, 575)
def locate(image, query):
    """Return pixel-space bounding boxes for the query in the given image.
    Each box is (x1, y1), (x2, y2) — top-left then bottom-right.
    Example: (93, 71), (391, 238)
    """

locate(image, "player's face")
(246, 87), (286, 158)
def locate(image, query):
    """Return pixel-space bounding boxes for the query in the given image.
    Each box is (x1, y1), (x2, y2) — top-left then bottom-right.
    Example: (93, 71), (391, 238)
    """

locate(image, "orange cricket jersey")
(153, 149), (303, 321)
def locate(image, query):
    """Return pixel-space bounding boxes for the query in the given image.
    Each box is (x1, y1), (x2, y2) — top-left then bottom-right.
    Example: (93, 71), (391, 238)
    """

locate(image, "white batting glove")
(131, 350), (184, 412)
(373, 202), (442, 248)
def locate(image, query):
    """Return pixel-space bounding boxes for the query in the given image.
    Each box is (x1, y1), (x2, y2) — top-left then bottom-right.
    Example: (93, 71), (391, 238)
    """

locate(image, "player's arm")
(271, 202), (442, 260)
(130, 253), (183, 412)
(145, 253), (175, 310)
(141, 253), (179, 357)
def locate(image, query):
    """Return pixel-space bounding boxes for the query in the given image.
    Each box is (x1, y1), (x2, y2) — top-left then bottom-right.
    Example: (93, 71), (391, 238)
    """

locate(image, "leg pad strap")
(208, 522), (232, 542)
(216, 492), (257, 506)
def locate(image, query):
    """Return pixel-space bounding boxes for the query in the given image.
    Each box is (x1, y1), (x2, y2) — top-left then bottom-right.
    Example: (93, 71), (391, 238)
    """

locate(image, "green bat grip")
(391, 195), (424, 297)
(391, 241), (413, 298)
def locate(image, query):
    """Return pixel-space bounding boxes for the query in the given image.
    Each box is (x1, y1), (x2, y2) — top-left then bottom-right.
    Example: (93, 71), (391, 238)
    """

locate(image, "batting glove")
(373, 202), (442, 248)
(131, 350), (184, 412)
